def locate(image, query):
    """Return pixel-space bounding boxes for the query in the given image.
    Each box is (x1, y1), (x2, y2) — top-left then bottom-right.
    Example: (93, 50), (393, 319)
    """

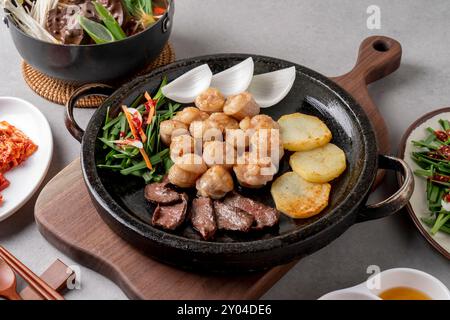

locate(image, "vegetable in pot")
(2, 0), (166, 44)
(92, 1), (126, 40)
(78, 15), (114, 44)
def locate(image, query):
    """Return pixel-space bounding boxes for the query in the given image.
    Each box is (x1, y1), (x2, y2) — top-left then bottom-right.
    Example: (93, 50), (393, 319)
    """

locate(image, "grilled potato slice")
(289, 143), (346, 183)
(278, 113), (332, 151)
(270, 172), (331, 219)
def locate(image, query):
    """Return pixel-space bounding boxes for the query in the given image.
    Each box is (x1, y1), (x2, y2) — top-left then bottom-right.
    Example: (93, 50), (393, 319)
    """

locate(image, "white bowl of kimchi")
(0, 97), (53, 222)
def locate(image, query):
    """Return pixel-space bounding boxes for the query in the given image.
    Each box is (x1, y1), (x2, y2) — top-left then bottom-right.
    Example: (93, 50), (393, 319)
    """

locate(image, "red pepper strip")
(144, 91), (158, 125)
(131, 113), (142, 130)
(435, 130), (448, 142)
(136, 119), (147, 144)
(153, 6), (166, 16)
(427, 152), (442, 160)
(140, 148), (153, 170)
(432, 174), (450, 183)
(144, 91), (152, 103)
(143, 101), (150, 112)
(438, 145), (450, 160)
(122, 105), (152, 169)
(139, 129), (147, 144)
(122, 105), (140, 140)
(147, 105), (155, 125)
(445, 194), (450, 203)
(129, 106), (147, 143)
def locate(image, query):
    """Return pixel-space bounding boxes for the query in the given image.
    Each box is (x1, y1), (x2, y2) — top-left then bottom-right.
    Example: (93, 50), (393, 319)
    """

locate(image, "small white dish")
(0, 97), (53, 222)
(319, 268), (450, 300)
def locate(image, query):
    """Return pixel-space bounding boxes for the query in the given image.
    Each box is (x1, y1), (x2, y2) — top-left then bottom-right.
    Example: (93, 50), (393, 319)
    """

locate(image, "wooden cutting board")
(34, 36), (401, 300)
(35, 159), (296, 299)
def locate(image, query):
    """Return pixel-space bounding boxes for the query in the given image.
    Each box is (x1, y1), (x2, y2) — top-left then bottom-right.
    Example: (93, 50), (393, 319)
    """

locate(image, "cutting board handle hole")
(372, 40), (390, 52)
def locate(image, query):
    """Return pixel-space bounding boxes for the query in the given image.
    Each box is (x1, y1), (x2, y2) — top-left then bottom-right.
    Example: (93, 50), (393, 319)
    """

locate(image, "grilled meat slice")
(152, 193), (188, 230)
(144, 180), (181, 204)
(223, 192), (280, 229)
(213, 201), (254, 232)
(191, 197), (217, 240)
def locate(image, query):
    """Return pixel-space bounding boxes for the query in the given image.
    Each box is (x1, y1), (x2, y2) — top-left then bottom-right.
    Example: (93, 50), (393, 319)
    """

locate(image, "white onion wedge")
(248, 66), (296, 108)
(162, 64), (213, 103)
(211, 57), (254, 97)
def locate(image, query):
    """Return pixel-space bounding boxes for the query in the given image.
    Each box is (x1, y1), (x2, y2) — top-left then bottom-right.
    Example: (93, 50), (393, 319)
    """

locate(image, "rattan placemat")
(22, 43), (175, 108)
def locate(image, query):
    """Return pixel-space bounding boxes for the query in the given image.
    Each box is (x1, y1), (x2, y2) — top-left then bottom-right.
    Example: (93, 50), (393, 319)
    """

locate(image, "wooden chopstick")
(0, 246), (64, 300)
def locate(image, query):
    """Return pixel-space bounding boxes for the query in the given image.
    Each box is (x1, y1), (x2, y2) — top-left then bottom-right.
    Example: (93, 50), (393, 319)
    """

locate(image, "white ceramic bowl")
(319, 268), (450, 300)
(0, 97), (53, 222)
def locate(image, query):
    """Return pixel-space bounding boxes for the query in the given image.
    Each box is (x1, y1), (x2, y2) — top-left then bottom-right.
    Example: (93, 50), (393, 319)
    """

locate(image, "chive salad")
(412, 119), (450, 236)
(97, 77), (181, 183)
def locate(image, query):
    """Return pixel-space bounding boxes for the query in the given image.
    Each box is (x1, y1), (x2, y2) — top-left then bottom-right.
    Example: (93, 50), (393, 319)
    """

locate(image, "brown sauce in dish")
(379, 287), (431, 300)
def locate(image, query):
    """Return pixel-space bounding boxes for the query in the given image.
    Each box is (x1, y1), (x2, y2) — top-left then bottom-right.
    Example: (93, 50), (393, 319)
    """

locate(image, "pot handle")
(356, 155), (414, 223)
(65, 84), (115, 143)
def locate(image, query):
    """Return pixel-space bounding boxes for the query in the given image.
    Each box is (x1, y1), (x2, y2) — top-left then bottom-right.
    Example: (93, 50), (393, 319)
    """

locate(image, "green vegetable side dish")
(411, 119), (450, 236)
(97, 77), (180, 184)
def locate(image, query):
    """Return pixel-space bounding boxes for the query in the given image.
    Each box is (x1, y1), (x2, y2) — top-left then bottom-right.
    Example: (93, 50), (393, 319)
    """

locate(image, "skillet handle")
(330, 36), (402, 188)
(65, 84), (115, 143)
(334, 36), (402, 85)
(356, 155), (414, 223)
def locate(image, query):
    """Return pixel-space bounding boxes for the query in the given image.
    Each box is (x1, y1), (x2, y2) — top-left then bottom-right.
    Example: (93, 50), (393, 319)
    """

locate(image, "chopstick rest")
(0, 246), (64, 300)
(20, 259), (74, 300)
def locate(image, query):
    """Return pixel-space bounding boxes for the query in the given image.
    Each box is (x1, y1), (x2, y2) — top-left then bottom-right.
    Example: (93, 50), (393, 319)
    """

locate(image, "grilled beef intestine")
(213, 201), (254, 232)
(152, 193), (188, 231)
(45, 0), (124, 44)
(223, 192), (280, 230)
(144, 178), (181, 204)
(145, 183), (280, 238)
(191, 197), (217, 240)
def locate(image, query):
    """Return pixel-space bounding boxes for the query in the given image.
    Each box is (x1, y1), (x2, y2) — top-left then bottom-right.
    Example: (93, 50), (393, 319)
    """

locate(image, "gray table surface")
(0, 0), (449, 300)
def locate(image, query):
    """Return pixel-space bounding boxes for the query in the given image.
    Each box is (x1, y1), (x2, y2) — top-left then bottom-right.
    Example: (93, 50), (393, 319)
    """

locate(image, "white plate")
(0, 97), (53, 222)
(400, 108), (450, 259)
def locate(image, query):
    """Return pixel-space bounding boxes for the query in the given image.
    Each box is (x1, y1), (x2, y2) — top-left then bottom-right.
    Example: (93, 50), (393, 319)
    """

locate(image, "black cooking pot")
(65, 54), (414, 273)
(3, 0), (173, 83)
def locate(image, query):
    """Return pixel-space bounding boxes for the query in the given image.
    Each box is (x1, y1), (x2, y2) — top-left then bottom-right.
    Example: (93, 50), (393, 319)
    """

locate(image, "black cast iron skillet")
(65, 52), (414, 273)
(3, 0), (173, 83)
